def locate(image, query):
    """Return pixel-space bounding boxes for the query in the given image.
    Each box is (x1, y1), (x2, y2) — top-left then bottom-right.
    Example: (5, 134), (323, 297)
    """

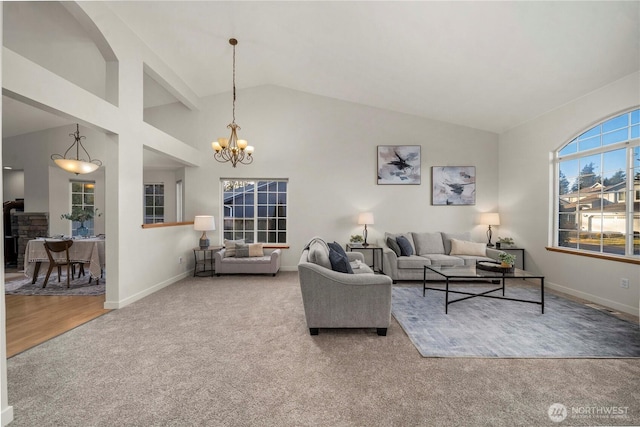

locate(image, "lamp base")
(199, 237), (210, 249)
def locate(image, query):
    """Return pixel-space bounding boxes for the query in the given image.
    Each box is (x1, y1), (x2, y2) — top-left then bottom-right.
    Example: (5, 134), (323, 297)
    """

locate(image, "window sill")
(546, 246), (640, 265)
(142, 221), (194, 229)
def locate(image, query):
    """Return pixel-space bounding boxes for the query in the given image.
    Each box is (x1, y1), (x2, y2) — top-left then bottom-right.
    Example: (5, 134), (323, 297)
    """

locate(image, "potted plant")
(498, 252), (516, 268)
(61, 207), (101, 237)
(496, 237), (514, 248)
(349, 235), (364, 244)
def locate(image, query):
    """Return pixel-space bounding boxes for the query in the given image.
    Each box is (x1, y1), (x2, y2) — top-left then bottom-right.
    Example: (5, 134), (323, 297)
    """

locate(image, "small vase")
(77, 223), (89, 237)
(500, 261), (511, 268)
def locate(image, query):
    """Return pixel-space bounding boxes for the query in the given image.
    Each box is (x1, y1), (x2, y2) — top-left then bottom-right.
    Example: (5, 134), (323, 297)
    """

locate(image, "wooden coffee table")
(423, 264), (545, 314)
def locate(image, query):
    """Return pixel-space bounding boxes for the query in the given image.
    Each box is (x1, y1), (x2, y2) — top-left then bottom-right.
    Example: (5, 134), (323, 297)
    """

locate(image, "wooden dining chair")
(43, 240), (74, 288)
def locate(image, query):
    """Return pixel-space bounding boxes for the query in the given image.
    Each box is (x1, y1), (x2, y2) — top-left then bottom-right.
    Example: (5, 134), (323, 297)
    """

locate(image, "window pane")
(278, 219), (286, 230)
(559, 139), (577, 156)
(631, 109), (640, 124)
(72, 182), (83, 192)
(578, 136), (600, 151)
(601, 114), (628, 133)
(258, 219), (267, 230)
(84, 194), (94, 205)
(632, 125), (639, 139)
(258, 193), (267, 204)
(258, 206), (268, 217)
(578, 126), (600, 140)
(602, 128), (628, 146)
(72, 194), (83, 204)
(84, 184), (94, 194)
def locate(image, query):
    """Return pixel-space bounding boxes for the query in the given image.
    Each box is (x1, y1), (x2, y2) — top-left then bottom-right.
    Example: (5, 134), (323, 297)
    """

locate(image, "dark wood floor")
(5, 293), (110, 358)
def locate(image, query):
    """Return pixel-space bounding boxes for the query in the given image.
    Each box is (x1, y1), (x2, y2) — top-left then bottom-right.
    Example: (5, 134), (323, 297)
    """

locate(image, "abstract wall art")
(377, 145), (421, 185)
(432, 166), (476, 205)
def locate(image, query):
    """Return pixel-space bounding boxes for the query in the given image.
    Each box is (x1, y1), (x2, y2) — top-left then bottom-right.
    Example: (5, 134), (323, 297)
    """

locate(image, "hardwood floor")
(5, 294), (110, 358)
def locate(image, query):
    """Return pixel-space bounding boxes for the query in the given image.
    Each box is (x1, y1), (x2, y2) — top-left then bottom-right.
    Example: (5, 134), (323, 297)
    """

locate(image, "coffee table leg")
(423, 267), (426, 297)
(541, 277), (545, 314)
(445, 277), (449, 314)
(502, 276), (505, 296)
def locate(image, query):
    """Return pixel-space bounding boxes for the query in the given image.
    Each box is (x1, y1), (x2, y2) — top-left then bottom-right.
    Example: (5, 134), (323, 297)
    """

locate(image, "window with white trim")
(222, 179), (288, 244)
(70, 180), (96, 236)
(144, 183), (164, 224)
(554, 109), (639, 258)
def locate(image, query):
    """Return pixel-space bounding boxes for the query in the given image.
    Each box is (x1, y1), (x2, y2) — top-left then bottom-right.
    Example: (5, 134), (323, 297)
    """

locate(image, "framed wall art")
(377, 145), (421, 185)
(432, 166), (476, 205)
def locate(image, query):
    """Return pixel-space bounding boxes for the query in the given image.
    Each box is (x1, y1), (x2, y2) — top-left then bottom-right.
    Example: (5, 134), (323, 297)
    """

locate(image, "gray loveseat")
(214, 247), (281, 276)
(298, 238), (393, 336)
(382, 231), (504, 283)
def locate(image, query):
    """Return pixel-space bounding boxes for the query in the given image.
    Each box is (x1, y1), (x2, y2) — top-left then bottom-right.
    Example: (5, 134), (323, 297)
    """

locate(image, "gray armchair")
(298, 239), (393, 336)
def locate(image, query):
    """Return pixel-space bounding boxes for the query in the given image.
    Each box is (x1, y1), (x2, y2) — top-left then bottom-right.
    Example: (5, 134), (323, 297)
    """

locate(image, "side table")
(193, 246), (222, 277)
(345, 243), (383, 273)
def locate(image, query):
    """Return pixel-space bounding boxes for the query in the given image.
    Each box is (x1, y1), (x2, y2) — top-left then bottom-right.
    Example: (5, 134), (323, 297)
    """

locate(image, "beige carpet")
(7, 272), (640, 426)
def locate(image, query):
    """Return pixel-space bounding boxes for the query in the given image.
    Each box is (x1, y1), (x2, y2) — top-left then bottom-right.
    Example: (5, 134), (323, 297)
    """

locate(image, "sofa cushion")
(412, 232), (445, 255)
(421, 254), (465, 267)
(386, 237), (402, 257)
(307, 238), (331, 269)
(449, 239), (486, 257)
(328, 243), (353, 274)
(396, 235), (414, 256)
(397, 255), (432, 269)
(441, 232), (472, 254)
(224, 239), (245, 257)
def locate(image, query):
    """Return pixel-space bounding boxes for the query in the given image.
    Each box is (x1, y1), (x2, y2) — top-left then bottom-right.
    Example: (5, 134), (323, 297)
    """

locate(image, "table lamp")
(194, 215), (215, 249)
(358, 212), (374, 247)
(479, 212), (500, 247)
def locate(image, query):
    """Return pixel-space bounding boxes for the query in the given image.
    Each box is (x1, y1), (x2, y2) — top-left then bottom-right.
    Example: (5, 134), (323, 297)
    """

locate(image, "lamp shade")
(358, 212), (374, 225)
(479, 213), (501, 226)
(194, 215), (216, 231)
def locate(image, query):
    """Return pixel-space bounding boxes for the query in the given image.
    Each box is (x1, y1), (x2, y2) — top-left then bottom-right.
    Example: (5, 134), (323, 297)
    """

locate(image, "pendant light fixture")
(212, 38), (254, 167)
(51, 124), (102, 175)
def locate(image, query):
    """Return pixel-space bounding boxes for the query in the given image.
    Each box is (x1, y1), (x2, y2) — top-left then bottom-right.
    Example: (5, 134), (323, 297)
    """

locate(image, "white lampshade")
(194, 215), (216, 231)
(479, 212), (501, 226)
(358, 212), (374, 225)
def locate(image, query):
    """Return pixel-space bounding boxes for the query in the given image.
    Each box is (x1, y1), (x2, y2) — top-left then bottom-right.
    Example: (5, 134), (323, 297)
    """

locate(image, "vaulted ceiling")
(2, 1), (639, 142)
(106, 1), (639, 133)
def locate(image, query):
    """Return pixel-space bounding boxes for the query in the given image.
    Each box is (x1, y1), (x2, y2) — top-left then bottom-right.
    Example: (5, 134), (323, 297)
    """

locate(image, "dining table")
(24, 238), (106, 284)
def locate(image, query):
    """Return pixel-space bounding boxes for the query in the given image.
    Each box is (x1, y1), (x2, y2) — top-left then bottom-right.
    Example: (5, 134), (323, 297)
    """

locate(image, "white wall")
(499, 72), (640, 316)
(171, 85), (500, 269)
(2, 170), (23, 202)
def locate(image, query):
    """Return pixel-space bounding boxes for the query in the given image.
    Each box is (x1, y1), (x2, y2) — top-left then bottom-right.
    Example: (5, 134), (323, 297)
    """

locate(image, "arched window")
(554, 109), (639, 259)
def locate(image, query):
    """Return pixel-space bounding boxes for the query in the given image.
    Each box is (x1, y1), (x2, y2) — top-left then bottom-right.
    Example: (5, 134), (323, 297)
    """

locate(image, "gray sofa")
(298, 238), (393, 336)
(214, 248), (281, 276)
(382, 231), (504, 283)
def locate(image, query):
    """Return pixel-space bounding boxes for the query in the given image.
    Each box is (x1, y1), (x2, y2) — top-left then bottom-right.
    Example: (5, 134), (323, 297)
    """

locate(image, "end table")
(193, 246), (222, 277)
(345, 243), (383, 273)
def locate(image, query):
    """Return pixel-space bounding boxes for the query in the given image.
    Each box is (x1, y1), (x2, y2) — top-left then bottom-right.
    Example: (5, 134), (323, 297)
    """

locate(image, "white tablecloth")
(24, 238), (105, 280)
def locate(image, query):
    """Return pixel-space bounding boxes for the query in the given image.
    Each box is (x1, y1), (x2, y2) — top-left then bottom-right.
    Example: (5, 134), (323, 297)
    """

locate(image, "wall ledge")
(546, 246), (640, 265)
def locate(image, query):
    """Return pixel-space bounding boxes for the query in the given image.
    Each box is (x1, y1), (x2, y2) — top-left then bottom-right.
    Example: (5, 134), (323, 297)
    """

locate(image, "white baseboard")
(103, 271), (191, 309)
(546, 280), (639, 317)
(1, 405), (14, 426)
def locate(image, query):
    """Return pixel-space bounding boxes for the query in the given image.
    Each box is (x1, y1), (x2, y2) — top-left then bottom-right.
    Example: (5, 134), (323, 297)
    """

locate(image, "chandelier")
(51, 124), (103, 175)
(212, 38), (254, 167)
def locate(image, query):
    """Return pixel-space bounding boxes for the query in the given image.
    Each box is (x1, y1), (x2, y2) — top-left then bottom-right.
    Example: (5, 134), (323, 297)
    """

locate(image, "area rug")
(392, 284), (640, 358)
(5, 273), (105, 296)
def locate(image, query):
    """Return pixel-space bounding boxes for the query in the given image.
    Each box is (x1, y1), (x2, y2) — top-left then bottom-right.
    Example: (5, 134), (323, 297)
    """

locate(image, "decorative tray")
(476, 261), (514, 273)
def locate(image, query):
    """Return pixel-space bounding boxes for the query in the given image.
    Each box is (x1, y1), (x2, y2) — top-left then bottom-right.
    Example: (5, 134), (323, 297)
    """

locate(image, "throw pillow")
(449, 239), (487, 256)
(386, 237), (402, 257)
(224, 239), (245, 257)
(396, 235), (414, 257)
(441, 232), (472, 254)
(328, 246), (353, 274)
(328, 241), (349, 258)
(235, 242), (250, 258)
(248, 243), (264, 257)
